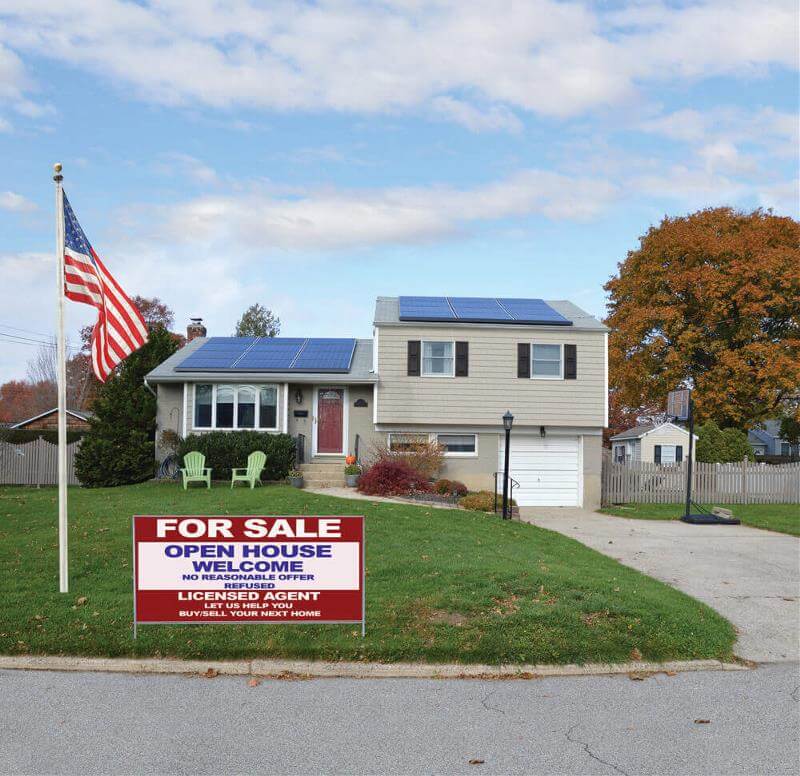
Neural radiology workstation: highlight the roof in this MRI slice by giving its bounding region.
[10,408,91,429]
[373,296,608,331]
[146,337,376,384]
[610,422,694,441]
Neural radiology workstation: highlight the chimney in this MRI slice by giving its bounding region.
[187,317,207,341]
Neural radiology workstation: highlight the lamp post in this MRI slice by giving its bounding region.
[502,411,514,520]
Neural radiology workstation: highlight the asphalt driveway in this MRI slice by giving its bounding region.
[520,508,800,663]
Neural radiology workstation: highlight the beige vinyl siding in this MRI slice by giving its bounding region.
[376,325,606,426]
[640,426,694,463]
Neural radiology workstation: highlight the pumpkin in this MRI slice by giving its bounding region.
[345,455,356,466]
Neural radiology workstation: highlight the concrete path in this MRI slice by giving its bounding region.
[521,508,800,663]
[2,665,798,775]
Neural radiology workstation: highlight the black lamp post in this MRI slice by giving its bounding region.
[502,411,514,520]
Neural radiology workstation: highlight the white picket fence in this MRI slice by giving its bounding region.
[0,438,82,486]
[602,454,800,505]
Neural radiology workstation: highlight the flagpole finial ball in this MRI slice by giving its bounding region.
[54,163,62,173]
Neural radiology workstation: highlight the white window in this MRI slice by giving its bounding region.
[193,384,279,431]
[388,433,429,452]
[437,433,477,456]
[422,341,454,377]
[613,444,626,463]
[531,343,563,379]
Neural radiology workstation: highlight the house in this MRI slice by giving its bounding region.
[10,408,91,431]
[145,296,608,508]
[609,422,695,465]
[748,420,799,458]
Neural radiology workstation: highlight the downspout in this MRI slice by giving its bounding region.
[143,377,157,397]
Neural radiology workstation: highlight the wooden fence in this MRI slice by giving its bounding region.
[0,438,82,486]
[602,453,800,505]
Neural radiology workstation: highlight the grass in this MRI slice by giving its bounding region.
[600,503,800,537]
[0,482,735,664]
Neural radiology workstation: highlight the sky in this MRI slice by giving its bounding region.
[0,0,797,384]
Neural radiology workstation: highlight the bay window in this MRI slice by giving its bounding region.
[193,384,279,430]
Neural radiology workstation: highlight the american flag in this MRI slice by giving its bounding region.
[62,192,148,382]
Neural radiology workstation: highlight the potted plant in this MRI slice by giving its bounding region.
[287,469,304,488]
[344,463,361,487]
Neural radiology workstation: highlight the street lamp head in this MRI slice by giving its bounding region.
[502,410,514,431]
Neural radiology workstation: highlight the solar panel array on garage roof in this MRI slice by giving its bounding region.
[398,296,572,325]
[175,337,357,372]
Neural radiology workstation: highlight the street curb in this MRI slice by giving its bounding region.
[0,655,748,679]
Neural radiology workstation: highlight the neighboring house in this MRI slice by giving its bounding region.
[10,408,91,431]
[748,420,800,458]
[609,422,695,465]
[145,296,608,508]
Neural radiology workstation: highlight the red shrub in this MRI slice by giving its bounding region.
[357,459,432,496]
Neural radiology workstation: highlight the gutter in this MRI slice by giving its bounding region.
[143,378,157,397]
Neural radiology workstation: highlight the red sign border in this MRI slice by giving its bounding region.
[131,515,365,637]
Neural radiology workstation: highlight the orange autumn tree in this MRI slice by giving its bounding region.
[605,207,800,429]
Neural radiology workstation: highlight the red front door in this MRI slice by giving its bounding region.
[317,388,344,454]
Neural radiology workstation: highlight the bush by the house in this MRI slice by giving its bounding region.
[433,478,468,497]
[365,437,444,479]
[176,431,296,481]
[356,458,431,496]
[696,420,754,463]
[75,325,180,488]
[459,490,516,513]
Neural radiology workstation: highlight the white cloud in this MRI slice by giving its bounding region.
[0,0,795,125]
[0,191,36,212]
[150,169,618,252]
[154,152,218,184]
[431,97,523,134]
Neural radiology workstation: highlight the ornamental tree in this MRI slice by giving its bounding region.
[605,208,800,428]
[234,304,281,337]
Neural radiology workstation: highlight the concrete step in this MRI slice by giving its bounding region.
[301,472,346,485]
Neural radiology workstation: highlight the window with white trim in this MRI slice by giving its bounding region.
[193,384,279,430]
[422,341,454,376]
[437,433,477,456]
[531,343,562,378]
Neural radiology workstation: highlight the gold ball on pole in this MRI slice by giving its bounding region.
[54,162,62,173]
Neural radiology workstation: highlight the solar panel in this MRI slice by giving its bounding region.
[498,298,571,325]
[397,296,572,325]
[177,337,255,370]
[449,297,512,322]
[235,338,306,370]
[398,296,455,321]
[292,338,356,372]
[175,337,357,372]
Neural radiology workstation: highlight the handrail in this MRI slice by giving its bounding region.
[493,471,519,514]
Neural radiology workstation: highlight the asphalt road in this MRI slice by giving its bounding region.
[1,665,798,775]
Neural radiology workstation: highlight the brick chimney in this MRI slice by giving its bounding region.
[187,317,207,341]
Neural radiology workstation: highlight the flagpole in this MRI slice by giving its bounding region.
[54,162,68,594]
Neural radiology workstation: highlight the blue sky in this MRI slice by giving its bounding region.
[0,0,797,383]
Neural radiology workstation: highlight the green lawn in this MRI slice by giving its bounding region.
[600,503,800,537]
[0,482,735,664]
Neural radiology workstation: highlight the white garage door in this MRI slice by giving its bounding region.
[498,435,581,507]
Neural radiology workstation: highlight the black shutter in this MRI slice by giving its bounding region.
[676,445,683,463]
[654,445,662,464]
[407,340,420,376]
[517,343,530,378]
[564,344,577,379]
[455,341,469,377]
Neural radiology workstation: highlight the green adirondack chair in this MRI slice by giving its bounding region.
[231,451,267,489]
[180,451,212,490]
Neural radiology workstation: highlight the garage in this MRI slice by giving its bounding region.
[497,434,581,507]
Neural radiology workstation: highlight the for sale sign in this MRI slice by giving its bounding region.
[132,515,364,634]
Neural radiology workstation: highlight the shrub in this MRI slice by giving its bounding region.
[357,459,431,496]
[696,421,753,463]
[459,490,516,513]
[176,431,296,481]
[433,478,468,497]
[364,437,444,479]
[0,428,86,445]
[344,464,361,475]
